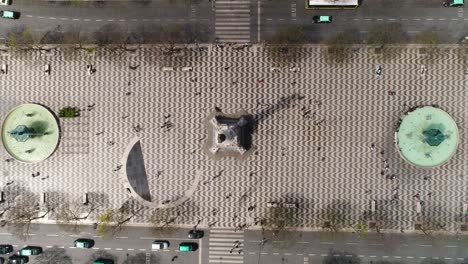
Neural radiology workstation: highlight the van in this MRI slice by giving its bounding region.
[151,240,169,250]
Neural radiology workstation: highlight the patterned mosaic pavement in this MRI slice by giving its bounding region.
[0,45,467,232]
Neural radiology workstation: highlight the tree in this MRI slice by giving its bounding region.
[352,220,368,237]
[58,107,80,118]
[150,208,180,237]
[260,206,297,241]
[367,23,408,60]
[87,250,117,264]
[367,23,408,47]
[40,25,65,44]
[35,247,72,264]
[56,201,95,233]
[0,188,54,240]
[266,26,308,65]
[420,260,447,264]
[97,199,144,238]
[324,30,358,64]
[122,253,160,264]
[6,25,35,51]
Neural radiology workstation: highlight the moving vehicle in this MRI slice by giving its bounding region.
[0,10,19,19]
[0,0,11,5]
[19,246,42,256]
[8,255,28,264]
[0,245,13,254]
[179,242,198,252]
[188,230,204,239]
[151,240,169,250]
[74,239,94,249]
[313,15,332,23]
[444,0,464,6]
[93,259,114,264]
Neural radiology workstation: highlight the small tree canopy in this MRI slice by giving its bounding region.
[35,247,72,264]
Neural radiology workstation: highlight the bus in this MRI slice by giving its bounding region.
[306,0,359,9]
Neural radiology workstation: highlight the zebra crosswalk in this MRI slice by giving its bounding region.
[209,228,244,263]
[215,0,251,43]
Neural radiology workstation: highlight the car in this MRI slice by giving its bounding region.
[178,242,198,252]
[188,230,204,239]
[0,0,11,5]
[0,245,13,254]
[93,259,114,264]
[0,257,4,264]
[151,240,169,250]
[18,246,42,256]
[0,10,19,19]
[444,0,464,6]
[74,238,94,249]
[8,255,28,264]
[312,15,332,24]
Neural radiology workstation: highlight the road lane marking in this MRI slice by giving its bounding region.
[418,244,432,247]
[116,248,123,251]
[0,233,12,235]
[93,248,100,250]
[345,243,357,245]
[139,249,146,251]
[407,256,414,259]
[49,17,56,20]
[446,245,458,248]
[395,256,401,259]
[84,19,90,21]
[26,15,32,18]
[320,242,334,245]
[297,241,309,244]
[47,234,59,237]
[117,236,128,239]
[104,248,111,250]
[128,248,134,251]
[92,236,102,238]
[72,18,80,21]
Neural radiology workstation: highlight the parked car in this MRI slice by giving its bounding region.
[444,0,464,6]
[93,259,113,264]
[178,242,198,252]
[74,239,94,249]
[8,255,28,264]
[0,257,4,264]
[313,15,332,24]
[18,246,42,256]
[0,10,19,19]
[188,230,204,239]
[151,240,169,250]
[0,0,11,5]
[0,245,13,254]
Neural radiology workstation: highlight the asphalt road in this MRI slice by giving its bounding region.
[0,0,467,43]
[0,224,467,264]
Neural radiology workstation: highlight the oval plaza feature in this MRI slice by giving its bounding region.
[396,106,459,168]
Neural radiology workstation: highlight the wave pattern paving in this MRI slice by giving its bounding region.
[0,46,467,232]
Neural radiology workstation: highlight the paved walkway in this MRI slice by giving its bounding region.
[0,45,467,233]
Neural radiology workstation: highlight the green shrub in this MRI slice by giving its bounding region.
[59,107,80,118]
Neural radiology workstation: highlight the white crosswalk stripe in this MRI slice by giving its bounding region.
[215,0,251,43]
[209,229,244,263]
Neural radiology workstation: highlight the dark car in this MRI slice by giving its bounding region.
[179,242,198,252]
[188,230,204,239]
[74,238,94,249]
[8,255,28,264]
[19,246,42,256]
[93,259,114,264]
[0,10,19,19]
[312,15,331,24]
[0,256,4,264]
[0,245,13,254]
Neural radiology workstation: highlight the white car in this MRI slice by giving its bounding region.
[151,240,169,250]
[0,0,11,5]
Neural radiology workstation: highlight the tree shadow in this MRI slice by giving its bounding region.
[253,94,305,132]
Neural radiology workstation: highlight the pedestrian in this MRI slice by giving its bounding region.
[291,80,296,85]
[107,141,115,146]
[224,66,230,71]
[256,79,263,84]
[171,256,178,261]
[41,176,49,180]
[400,228,404,233]
[370,143,375,150]
[248,205,255,211]
[126,91,131,96]
[238,249,243,254]
[96,131,104,136]
[428,192,432,198]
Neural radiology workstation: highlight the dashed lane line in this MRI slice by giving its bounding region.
[49,17,56,20]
